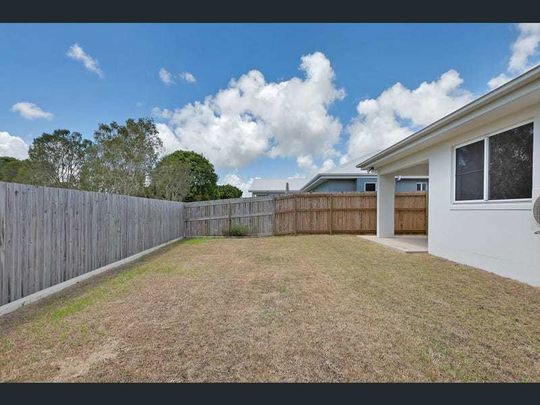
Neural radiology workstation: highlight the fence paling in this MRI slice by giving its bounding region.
[394,192,427,234]
[0,181,184,306]
[183,196,275,237]
[273,192,379,235]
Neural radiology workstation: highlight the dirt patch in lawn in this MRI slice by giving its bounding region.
[0,235,538,382]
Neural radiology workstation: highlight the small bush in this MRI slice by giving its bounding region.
[225,224,250,237]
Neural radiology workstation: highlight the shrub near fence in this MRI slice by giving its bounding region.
[0,181,184,306]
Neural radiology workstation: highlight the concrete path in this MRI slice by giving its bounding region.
[358,235,428,253]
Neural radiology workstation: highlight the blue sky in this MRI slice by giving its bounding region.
[1,23,539,193]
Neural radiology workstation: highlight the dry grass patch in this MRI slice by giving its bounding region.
[0,235,538,382]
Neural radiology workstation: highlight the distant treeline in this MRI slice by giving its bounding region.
[0,118,242,202]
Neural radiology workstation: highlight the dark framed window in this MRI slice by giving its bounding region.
[488,122,533,200]
[455,139,485,201]
[364,183,376,192]
[454,122,534,203]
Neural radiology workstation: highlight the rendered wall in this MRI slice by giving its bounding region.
[378,104,540,285]
[311,179,357,192]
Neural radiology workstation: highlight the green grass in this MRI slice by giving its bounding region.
[1,235,538,382]
[182,237,214,245]
[37,238,213,322]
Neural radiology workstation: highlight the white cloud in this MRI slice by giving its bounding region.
[153,52,344,170]
[11,102,53,120]
[509,23,540,73]
[487,73,512,90]
[159,68,175,85]
[179,72,196,83]
[296,155,335,176]
[155,122,183,156]
[218,173,254,197]
[66,43,103,78]
[488,23,540,89]
[0,131,29,159]
[345,69,473,160]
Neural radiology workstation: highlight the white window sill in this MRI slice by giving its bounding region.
[450,200,532,211]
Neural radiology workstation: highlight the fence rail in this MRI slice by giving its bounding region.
[0,181,184,306]
[183,196,274,237]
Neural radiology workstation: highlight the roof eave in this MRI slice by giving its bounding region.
[301,173,377,191]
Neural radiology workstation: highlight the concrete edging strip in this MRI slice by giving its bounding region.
[0,237,184,317]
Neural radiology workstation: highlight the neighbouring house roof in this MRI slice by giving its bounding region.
[301,156,376,192]
[248,178,306,193]
[358,64,540,170]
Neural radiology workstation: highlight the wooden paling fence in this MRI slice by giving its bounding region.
[183,196,275,237]
[274,192,378,235]
[0,183,426,309]
[0,181,184,306]
[394,192,428,235]
[185,191,427,237]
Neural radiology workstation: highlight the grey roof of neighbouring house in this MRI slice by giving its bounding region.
[301,156,376,192]
[248,178,306,193]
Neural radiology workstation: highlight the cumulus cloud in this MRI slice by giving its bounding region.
[159,68,175,85]
[0,131,29,159]
[179,72,196,83]
[66,43,104,78]
[11,102,53,120]
[487,73,512,90]
[345,69,473,160]
[155,123,182,156]
[297,155,335,175]
[218,173,254,197]
[153,52,344,169]
[488,23,540,89]
[159,70,196,85]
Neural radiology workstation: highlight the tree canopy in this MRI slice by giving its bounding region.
[148,157,191,202]
[0,157,34,184]
[2,119,243,204]
[28,129,92,188]
[157,150,218,202]
[81,118,162,196]
[216,184,243,199]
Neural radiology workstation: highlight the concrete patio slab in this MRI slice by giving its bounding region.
[358,235,428,253]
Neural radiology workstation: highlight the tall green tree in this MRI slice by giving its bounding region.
[157,151,218,201]
[216,184,242,199]
[28,129,92,188]
[0,157,34,184]
[148,158,191,202]
[81,118,162,196]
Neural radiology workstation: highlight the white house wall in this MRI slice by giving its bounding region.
[378,103,540,286]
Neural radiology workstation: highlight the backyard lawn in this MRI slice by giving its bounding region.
[0,235,538,382]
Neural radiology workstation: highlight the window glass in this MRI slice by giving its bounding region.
[488,123,533,200]
[416,183,427,191]
[365,183,376,192]
[455,140,484,201]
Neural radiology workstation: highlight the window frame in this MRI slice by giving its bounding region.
[416,182,427,192]
[364,182,377,192]
[452,120,534,205]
